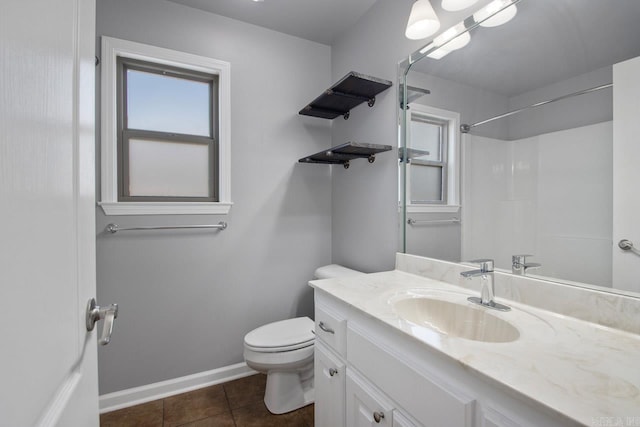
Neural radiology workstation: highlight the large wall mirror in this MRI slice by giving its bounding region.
[399,0,640,297]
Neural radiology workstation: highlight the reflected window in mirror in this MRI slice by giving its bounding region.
[403,104,460,211]
[409,116,447,203]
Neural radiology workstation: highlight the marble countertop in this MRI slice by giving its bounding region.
[310,270,640,426]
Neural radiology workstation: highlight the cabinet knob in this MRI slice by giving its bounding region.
[329,368,338,377]
[373,411,385,423]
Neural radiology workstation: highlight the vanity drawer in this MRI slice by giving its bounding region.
[347,325,476,427]
[315,304,347,357]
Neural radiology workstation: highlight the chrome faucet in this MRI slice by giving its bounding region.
[461,259,510,311]
[511,254,541,276]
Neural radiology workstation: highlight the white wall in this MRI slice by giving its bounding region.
[463,122,613,287]
[330,0,498,271]
[96,0,332,394]
[329,0,418,273]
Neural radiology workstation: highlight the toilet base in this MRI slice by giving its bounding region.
[263,364,314,414]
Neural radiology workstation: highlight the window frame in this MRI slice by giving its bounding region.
[100,36,232,215]
[117,57,219,202]
[404,104,460,213]
[407,115,449,205]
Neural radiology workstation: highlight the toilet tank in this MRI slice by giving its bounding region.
[313,264,363,280]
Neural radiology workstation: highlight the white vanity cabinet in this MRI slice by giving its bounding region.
[315,293,434,427]
[314,301,348,427]
[314,290,580,427]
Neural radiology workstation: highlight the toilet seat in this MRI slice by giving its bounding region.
[244,317,315,353]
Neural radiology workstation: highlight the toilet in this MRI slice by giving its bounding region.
[243,264,363,414]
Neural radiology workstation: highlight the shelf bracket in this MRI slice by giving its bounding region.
[327,89,376,108]
[301,105,346,117]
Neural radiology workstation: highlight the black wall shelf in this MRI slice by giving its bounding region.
[299,142,392,169]
[299,72,392,120]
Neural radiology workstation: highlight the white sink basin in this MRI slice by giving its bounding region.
[393,297,520,343]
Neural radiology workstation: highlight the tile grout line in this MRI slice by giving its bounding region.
[222,383,238,427]
[162,397,166,426]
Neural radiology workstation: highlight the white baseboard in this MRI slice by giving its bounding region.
[99,362,257,414]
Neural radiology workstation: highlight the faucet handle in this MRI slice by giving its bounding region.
[512,254,531,265]
[469,259,494,272]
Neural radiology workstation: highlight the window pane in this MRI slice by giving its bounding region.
[410,164,443,203]
[128,138,210,197]
[127,69,211,136]
[410,119,442,161]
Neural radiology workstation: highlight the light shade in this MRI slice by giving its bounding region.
[405,0,441,40]
[441,0,479,12]
[474,1,518,27]
[434,28,470,50]
[428,31,470,59]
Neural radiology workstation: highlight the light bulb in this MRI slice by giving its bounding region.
[434,28,470,50]
[405,0,441,40]
[427,47,451,59]
[427,32,470,59]
[474,1,517,28]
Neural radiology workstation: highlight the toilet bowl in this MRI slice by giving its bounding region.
[243,264,363,414]
[244,317,315,414]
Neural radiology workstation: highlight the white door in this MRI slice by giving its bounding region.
[0,0,100,426]
[613,55,640,292]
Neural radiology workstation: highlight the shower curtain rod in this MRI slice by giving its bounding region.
[460,83,613,133]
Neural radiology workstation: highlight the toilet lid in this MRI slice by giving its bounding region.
[244,317,315,351]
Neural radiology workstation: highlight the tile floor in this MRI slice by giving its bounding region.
[100,374,314,427]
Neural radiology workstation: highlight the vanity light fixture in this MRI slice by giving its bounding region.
[474,0,517,27]
[441,0,479,12]
[435,27,470,50]
[427,29,471,59]
[426,47,452,60]
[405,0,441,40]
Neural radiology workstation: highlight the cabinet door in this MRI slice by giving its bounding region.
[315,342,346,427]
[346,369,395,427]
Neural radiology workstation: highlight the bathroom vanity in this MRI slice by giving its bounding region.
[310,254,640,427]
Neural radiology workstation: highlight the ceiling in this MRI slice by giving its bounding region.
[412,0,640,96]
[164,0,640,96]
[166,0,379,45]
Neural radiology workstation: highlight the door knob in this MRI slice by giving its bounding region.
[86,298,119,345]
[619,239,634,251]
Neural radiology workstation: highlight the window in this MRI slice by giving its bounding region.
[100,37,231,215]
[118,58,218,202]
[408,115,448,203]
[403,104,460,211]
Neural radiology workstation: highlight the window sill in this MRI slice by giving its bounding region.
[98,201,233,216]
[405,205,460,214]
